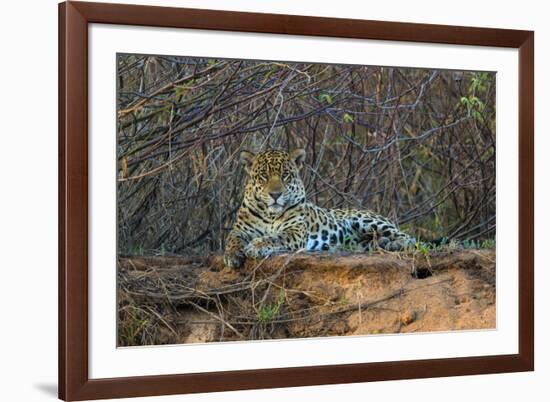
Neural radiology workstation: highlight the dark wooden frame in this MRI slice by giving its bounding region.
[59,1,534,400]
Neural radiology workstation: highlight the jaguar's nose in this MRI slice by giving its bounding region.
[269,191,282,201]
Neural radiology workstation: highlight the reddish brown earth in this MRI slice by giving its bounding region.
[118,249,495,345]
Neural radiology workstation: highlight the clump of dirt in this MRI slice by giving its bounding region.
[117,249,495,346]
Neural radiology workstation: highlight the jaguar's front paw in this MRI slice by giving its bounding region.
[223,251,245,268]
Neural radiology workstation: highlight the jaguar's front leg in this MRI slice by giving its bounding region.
[223,233,247,268]
[243,235,288,259]
[244,225,306,260]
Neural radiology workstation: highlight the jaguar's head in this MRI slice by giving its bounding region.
[240,148,306,216]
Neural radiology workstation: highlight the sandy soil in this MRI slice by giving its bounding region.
[118,249,495,345]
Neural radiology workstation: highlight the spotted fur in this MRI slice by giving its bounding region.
[223,149,415,268]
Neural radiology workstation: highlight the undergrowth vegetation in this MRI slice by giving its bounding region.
[116,55,496,256]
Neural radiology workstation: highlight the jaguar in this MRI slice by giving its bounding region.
[223,148,416,268]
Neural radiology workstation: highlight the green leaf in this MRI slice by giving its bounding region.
[318,93,333,104]
[343,113,354,123]
[480,147,495,162]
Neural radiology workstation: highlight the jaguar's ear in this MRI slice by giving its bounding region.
[290,148,306,169]
[239,150,255,174]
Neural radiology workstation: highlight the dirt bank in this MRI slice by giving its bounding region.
[118,249,495,345]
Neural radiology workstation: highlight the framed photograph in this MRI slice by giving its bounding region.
[59,1,534,400]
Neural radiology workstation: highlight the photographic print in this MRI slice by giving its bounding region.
[116,54,496,346]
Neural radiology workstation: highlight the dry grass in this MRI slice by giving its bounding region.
[118,248,496,346]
